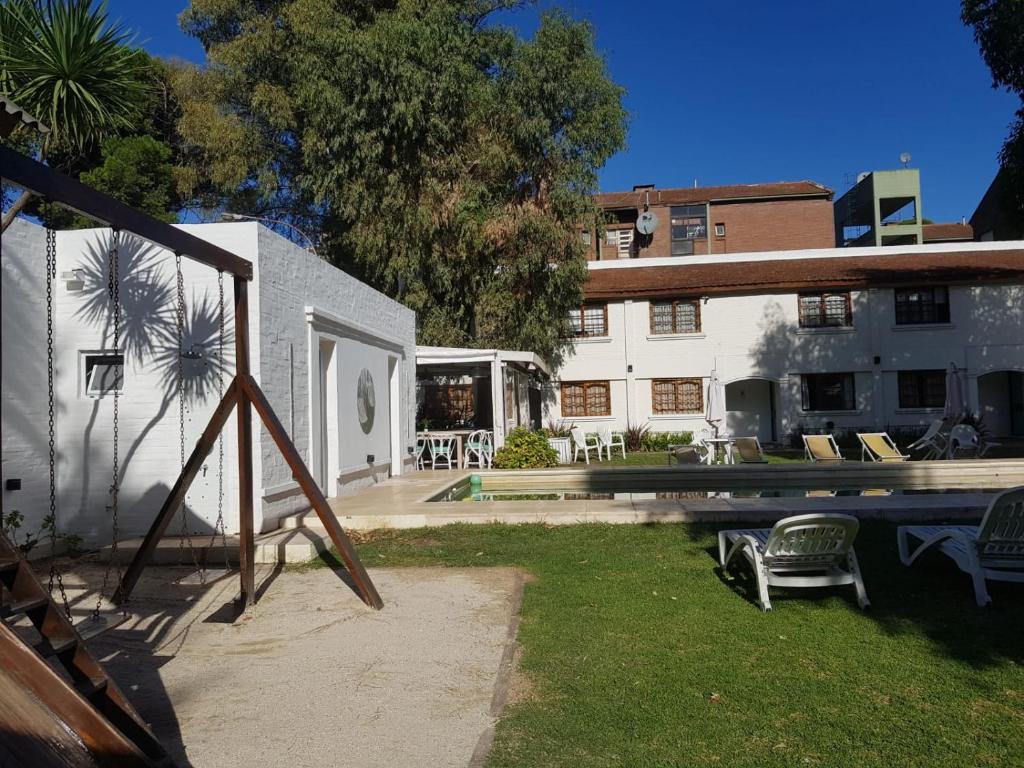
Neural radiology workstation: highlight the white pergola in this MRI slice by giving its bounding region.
[415,346,551,448]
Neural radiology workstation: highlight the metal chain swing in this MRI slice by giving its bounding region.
[44,225,73,620]
[206,270,231,571]
[174,252,203,582]
[93,228,129,620]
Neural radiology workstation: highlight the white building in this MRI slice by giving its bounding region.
[1,220,417,546]
[545,242,1024,442]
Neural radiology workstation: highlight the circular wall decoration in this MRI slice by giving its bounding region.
[356,368,376,434]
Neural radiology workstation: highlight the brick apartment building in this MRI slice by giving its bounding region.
[585,181,835,259]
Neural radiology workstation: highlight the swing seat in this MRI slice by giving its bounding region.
[75,613,130,642]
[174,567,234,587]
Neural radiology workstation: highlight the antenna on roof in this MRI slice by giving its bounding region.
[693,179,698,188]
[900,152,911,168]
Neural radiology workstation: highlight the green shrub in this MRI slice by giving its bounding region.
[623,422,650,452]
[542,419,575,438]
[493,427,560,469]
[641,431,692,452]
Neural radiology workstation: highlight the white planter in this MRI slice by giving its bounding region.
[548,437,572,464]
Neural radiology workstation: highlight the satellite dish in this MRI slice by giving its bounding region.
[636,210,659,236]
[900,152,911,167]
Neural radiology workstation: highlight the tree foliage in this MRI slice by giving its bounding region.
[963,0,1024,218]
[175,0,627,362]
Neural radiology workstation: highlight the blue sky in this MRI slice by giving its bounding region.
[108,0,1018,223]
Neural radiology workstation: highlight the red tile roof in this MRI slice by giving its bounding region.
[922,223,974,242]
[583,248,1024,300]
[595,181,833,210]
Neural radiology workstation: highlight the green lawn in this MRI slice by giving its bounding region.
[330,523,1024,768]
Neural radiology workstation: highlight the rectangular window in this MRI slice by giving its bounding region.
[894,286,950,325]
[800,373,856,411]
[714,223,725,237]
[670,205,707,255]
[84,352,124,396]
[798,292,853,328]
[649,298,701,335]
[560,381,610,417]
[898,370,946,409]
[651,378,704,414]
[566,304,608,338]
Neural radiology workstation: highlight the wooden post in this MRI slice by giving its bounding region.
[240,375,384,609]
[234,277,256,608]
[113,382,240,605]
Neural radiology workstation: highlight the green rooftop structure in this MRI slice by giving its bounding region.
[834,168,922,247]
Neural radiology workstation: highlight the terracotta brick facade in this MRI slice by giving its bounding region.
[587,182,836,260]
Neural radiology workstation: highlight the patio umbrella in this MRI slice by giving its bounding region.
[706,370,726,437]
[944,363,966,418]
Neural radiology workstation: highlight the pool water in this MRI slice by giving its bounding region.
[431,485,997,503]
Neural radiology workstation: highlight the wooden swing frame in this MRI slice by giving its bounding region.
[1,145,382,610]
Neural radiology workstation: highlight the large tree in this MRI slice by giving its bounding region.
[175,0,626,362]
[1,1,184,228]
[963,0,1024,220]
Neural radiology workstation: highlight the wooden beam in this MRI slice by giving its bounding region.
[234,278,256,608]
[0,145,252,279]
[239,375,384,610]
[112,381,240,604]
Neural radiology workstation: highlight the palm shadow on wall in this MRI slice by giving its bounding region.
[70,232,234,540]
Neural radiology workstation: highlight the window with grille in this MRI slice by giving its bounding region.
[894,286,950,324]
[800,373,855,411]
[566,304,608,338]
[798,292,852,328]
[898,370,946,408]
[649,299,701,334]
[83,352,124,397]
[560,381,610,417]
[670,205,706,256]
[652,378,703,414]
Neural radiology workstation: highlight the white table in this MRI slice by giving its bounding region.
[703,437,733,465]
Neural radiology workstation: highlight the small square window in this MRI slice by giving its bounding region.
[84,353,124,396]
[714,223,725,237]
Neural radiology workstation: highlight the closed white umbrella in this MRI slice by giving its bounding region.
[944,363,966,418]
[706,370,726,437]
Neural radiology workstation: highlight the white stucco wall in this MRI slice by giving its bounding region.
[547,266,1024,440]
[2,220,416,545]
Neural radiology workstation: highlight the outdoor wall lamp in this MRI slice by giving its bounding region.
[701,295,710,304]
[366,454,375,464]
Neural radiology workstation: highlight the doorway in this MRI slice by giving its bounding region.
[317,339,339,496]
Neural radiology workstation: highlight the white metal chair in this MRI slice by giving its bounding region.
[414,438,428,470]
[597,424,626,460]
[802,434,845,463]
[570,426,602,465]
[428,435,456,470]
[897,486,1024,606]
[718,513,869,611]
[464,430,493,469]
[857,432,910,462]
[948,424,980,459]
[695,427,716,465]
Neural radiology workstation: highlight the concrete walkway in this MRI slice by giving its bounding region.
[61,562,523,768]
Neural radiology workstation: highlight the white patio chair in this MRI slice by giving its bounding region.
[897,486,1024,606]
[414,438,428,470]
[906,417,957,460]
[979,436,1003,458]
[802,434,845,463]
[597,424,626,460]
[718,513,870,611]
[428,435,456,470]
[948,424,980,459]
[857,432,910,462]
[464,430,493,469]
[570,426,602,465]
[695,427,716,465]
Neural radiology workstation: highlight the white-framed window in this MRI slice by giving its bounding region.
[83,352,124,397]
[714,223,725,237]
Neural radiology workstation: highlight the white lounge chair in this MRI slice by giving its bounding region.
[857,432,910,462]
[570,426,602,465]
[718,513,870,611]
[597,424,626,460]
[906,416,958,460]
[897,486,1024,606]
[802,434,845,463]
